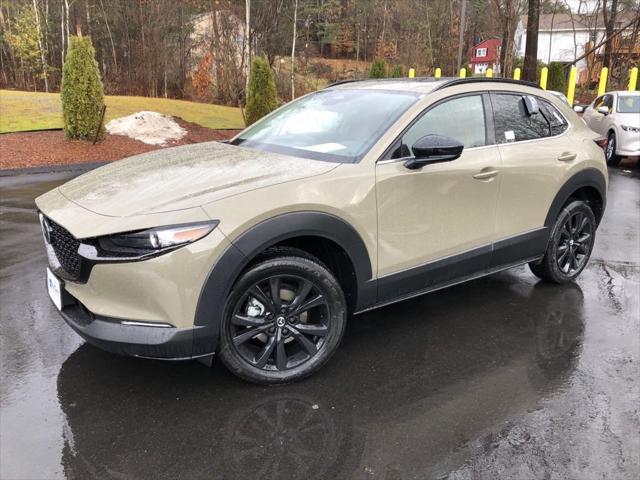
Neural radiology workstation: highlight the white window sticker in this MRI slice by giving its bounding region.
[504,130,515,142]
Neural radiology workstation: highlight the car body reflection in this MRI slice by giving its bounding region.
[57,271,584,480]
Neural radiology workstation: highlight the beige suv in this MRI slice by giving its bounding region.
[36,78,607,384]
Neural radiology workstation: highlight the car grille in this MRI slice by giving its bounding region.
[46,218,82,279]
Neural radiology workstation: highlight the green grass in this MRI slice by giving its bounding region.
[0,89,245,133]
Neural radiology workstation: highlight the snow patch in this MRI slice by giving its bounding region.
[106,111,186,145]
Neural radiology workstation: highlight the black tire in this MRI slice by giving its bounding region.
[218,248,347,384]
[605,131,622,166]
[529,200,596,284]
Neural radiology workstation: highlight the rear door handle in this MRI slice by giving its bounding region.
[473,169,500,180]
[557,152,577,162]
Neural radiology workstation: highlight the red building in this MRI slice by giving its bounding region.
[469,38,501,75]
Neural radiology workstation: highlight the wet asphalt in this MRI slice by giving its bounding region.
[1,166,639,480]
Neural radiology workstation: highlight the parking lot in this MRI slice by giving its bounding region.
[1,166,638,480]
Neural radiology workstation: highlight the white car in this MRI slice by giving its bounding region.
[580,90,640,165]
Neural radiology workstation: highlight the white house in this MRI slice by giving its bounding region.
[514,10,635,75]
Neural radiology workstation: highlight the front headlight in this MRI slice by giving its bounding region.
[621,124,640,133]
[79,220,219,261]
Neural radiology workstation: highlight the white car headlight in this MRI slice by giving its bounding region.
[621,124,640,133]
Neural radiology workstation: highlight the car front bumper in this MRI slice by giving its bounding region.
[58,298,205,359]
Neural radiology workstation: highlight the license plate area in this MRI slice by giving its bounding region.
[47,268,63,310]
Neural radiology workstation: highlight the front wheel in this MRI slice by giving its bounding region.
[606,131,622,166]
[218,251,347,384]
[529,200,596,284]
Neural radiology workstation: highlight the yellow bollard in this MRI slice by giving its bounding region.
[486,68,493,78]
[460,67,466,78]
[567,66,577,106]
[435,68,442,78]
[540,67,548,90]
[513,68,521,80]
[629,67,638,91]
[597,67,608,96]
[408,67,415,79]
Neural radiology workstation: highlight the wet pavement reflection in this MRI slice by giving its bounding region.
[1,167,639,480]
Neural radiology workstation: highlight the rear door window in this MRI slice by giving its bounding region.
[492,93,550,143]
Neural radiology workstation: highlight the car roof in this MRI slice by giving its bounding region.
[327,77,542,95]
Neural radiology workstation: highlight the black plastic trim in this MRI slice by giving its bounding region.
[58,301,200,359]
[544,168,607,227]
[192,211,376,355]
[490,228,550,268]
[371,227,550,312]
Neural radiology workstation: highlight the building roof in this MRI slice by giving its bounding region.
[520,12,637,31]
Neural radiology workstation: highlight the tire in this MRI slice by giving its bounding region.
[218,248,347,384]
[529,200,596,284]
[605,131,622,166]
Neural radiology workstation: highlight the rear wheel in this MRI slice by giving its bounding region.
[529,200,596,284]
[606,131,622,166]
[218,250,347,384]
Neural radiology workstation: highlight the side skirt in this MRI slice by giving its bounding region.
[357,228,549,315]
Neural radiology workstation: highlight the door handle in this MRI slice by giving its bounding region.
[557,152,577,162]
[473,169,500,180]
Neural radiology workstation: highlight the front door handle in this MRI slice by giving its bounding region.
[473,169,500,180]
[557,152,577,162]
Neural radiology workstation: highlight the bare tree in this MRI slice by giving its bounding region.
[291,0,298,100]
[523,0,541,81]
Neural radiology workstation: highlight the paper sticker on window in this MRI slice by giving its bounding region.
[504,130,515,142]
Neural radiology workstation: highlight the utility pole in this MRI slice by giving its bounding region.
[457,0,467,74]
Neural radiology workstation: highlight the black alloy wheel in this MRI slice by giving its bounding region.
[219,249,346,384]
[530,200,596,284]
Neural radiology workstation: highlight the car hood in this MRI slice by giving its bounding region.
[57,141,338,217]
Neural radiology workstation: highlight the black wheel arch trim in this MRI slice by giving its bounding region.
[191,211,375,355]
[544,168,607,227]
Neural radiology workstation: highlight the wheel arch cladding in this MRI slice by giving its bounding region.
[191,211,375,355]
[545,168,606,227]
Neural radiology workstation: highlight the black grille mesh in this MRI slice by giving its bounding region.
[48,219,82,279]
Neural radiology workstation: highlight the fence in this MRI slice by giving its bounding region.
[405,66,639,105]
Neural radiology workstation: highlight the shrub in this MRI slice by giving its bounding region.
[245,56,277,126]
[547,61,566,93]
[61,36,105,140]
[368,59,387,79]
[391,64,405,78]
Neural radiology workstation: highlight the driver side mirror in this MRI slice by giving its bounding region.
[404,134,464,170]
[597,106,610,115]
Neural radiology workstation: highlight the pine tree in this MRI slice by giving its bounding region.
[245,56,277,126]
[61,36,105,140]
[369,59,387,79]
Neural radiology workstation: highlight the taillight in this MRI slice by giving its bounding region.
[593,137,608,150]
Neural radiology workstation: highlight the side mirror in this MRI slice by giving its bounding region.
[597,106,609,115]
[573,105,584,113]
[404,134,464,170]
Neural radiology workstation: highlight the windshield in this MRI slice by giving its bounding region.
[617,95,640,113]
[233,89,419,163]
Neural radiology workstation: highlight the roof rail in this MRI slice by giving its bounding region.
[435,77,542,90]
[326,77,450,88]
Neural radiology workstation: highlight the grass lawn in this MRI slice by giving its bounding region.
[0,89,245,133]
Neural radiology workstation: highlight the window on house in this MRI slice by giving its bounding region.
[476,47,488,57]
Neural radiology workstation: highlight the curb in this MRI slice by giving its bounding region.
[0,161,107,177]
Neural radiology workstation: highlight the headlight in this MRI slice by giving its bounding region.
[621,124,640,133]
[79,220,219,261]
